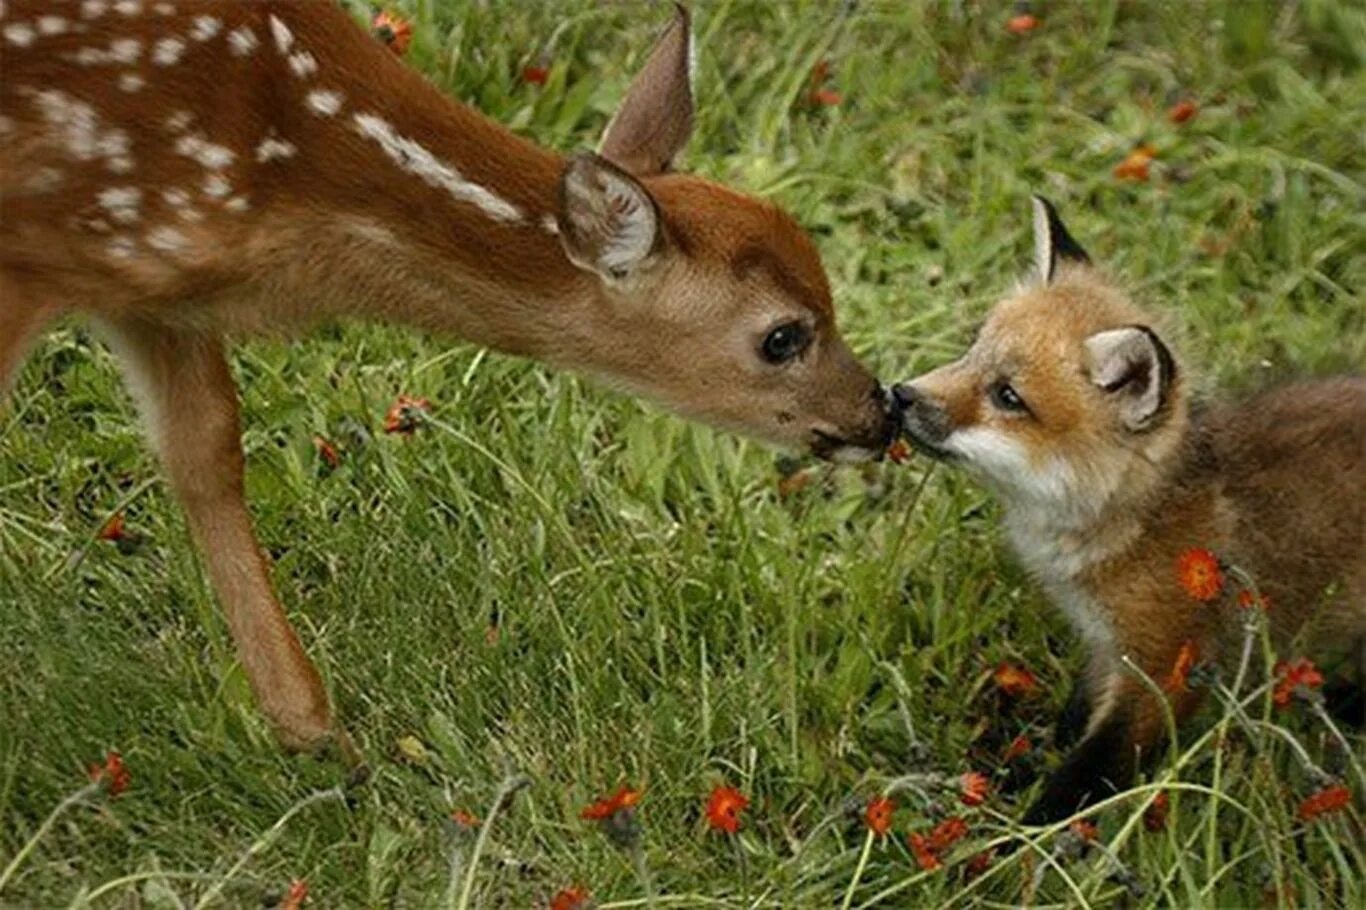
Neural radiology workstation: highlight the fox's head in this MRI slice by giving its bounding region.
[893,198,1189,525]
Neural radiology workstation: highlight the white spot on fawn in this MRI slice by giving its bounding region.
[24,167,65,193]
[255,134,297,163]
[202,173,231,199]
[154,2,175,14]
[113,0,141,16]
[164,110,193,132]
[146,225,188,253]
[98,186,142,224]
[0,115,12,136]
[351,112,523,223]
[268,14,292,53]
[81,0,108,19]
[3,21,34,46]
[227,25,257,56]
[540,214,559,235]
[223,196,249,213]
[175,134,234,170]
[288,50,317,78]
[107,234,137,259]
[189,15,220,41]
[152,36,186,66]
[118,73,145,92]
[110,37,141,63]
[162,188,190,207]
[305,89,343,117]
[36,15,68,36]
[28,89,132,171]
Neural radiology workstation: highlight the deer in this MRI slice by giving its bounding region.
[0,2,894,769]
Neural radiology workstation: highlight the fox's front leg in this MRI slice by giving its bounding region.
[101,318,362,770]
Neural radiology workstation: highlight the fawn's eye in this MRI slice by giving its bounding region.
[989,380,1029,414]
[760,322,810,364]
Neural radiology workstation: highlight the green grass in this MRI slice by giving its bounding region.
[3,1,1364,906]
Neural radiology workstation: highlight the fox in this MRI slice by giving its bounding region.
[892,198,1365,825]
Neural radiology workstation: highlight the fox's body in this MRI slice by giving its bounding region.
[0,2,891,764]
[896,200,1365,823]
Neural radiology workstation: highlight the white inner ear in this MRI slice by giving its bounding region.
[1031,196,1052,283]
[1084,328,1163,430]
[561,163,658,277]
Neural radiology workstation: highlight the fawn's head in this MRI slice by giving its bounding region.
[893,198,1189,524]
[553,7,892,460]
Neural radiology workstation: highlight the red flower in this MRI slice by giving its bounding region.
[1168,100,1198,124]
[1069,819,1099,843]
[864,796,894,837]
[704,784,749,834]
[1176,547,1223,600]
[1006,14,1040,34]
[886,437,912,465]
[809,88,842,106]
[963,848,994,882]
[1114,144,1158,183]
[993,663,1039,697]
[929,816,969,852]
[1237,589,1271,611]
[371,11,412,56]
[312,435,340,469]
[383,394,431,435]
[1163,640,1200,693]
[87,750,130,797]
[97,512,126,542]
[1272,658,1324,708]
[549,885,591,910]
[280,879,309,910]
[522,65,549,86]
[581,785,642,821]
[959,771,990,807]
[449,808,480,830]
[907,832,942,871]
[1143,792,1170,832]
[807,59,841,107]
[1297,784,1351,822]
[1003,734,1032,763]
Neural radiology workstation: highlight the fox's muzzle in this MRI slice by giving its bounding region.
[891,383,954,459]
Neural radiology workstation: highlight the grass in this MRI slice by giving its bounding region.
[2,0,1363,906]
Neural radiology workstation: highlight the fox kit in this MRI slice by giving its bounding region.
[893,198,1365,825]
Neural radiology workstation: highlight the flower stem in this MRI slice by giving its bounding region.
[0,781,102,895]
[1309,700,1366,792]
[630,841,657,909]
[839,830,874,910]
[455,773,529,910]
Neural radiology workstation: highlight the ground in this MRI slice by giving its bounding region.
[2,1,1363,907]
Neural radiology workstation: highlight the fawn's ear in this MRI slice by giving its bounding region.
[1084,325,1176,432]
[557,153,664,282]
[1032,196,1091,283]
[598,4,695,176]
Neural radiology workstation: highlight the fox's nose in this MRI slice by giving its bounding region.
[891,383,922,412]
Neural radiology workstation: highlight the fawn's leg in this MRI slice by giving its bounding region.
[0,276,59,397]
[101,317,359,765]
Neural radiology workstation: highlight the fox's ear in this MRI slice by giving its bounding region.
[557,153,664,282]
[1084,326,1176,432]
[1032,196,1091,284]
[598,4,694,176]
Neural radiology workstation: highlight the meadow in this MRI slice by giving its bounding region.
[2,0,1363,906]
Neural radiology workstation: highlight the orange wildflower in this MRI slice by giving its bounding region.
[522,65,549,86]
[810,88,842,106]
[1272,658,1324,708]
[993,662,1040,697]
[1114,144,1158,182]
[963,848,994,882]
[1006,14,1040,34]
[777,468,815,498]
[960,771,990,807]
[581,785,642,821]
[87,750,130,797]
[371,11,412,56]
[312,435,340,469]
[383,394,431,435]
[1069,819,1099,842]
[1297,784,1351,822]
[907,832,942,871]
[280,880,309,910]
[97,512,126,542]
[703,784,749,834]
[1003,734,1032,762]
[864,796,894,837]
[1143,792,1170,832]
[929,816,969,852]
[1168,100,1198,124]
[1163,640,1200,693]
[449,808,480,829]
[885,437,913,464]
[1176,547,1223,601]
[549,885,591,910]
[1237,589,1271,611]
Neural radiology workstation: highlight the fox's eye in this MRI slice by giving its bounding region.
[760,322,810,364]
[990,380,1029,413]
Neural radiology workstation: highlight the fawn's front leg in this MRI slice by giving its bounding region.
[101,318,361,768]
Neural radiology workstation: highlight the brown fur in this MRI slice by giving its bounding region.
[1,1,890,761]
[898,230,1364,823]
